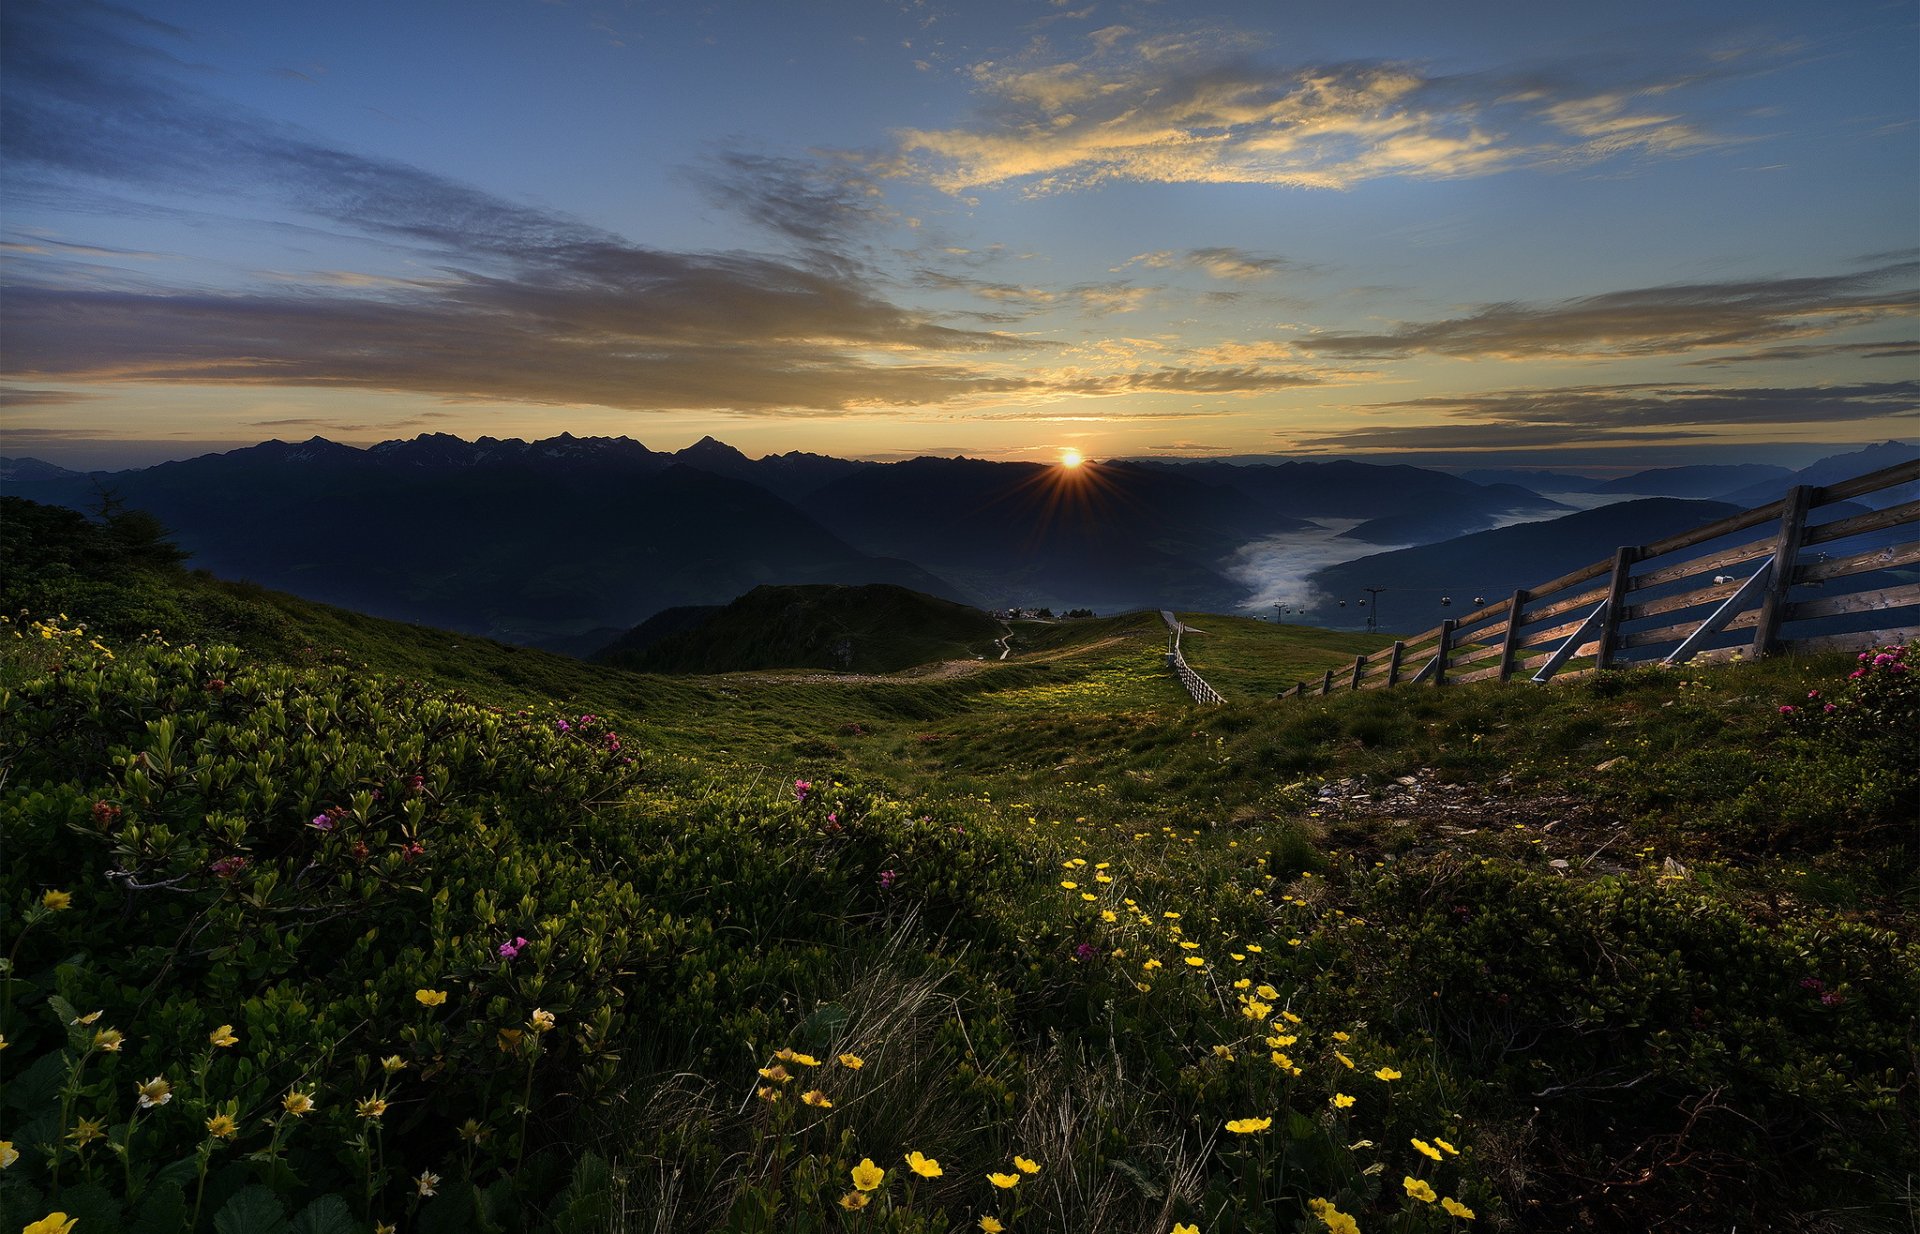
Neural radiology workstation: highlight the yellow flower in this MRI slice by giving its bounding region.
[838,1191,871,1210]
[498,1028,524,1052]
[755,1085,780,1102]
[837,1053,865,1070]
[1212,1045,1235,1061]
[1270,1051,1293,1070]
[773,1048,819,1066]
[1256,984,1279,1000]
[1224,1117,1272,1134]
[1173,1224,1200,1234]
[979,1218,1005,1233]
[381,1055,408,1074]
[73,1010,102,1026]
[1334,1051,1355,1069]
[415,988,448,1006]
[357,1096,388,1120]
[801,1089,832,1108]
[209,1024,239,1048]
[1332,1031,1351,1042]
[1060,880,1078,890]
[1404,1176,1438,1203]
[376,1225,397,1234]
[1412,1138,1441,1161]
[988,1171,1019,1188]
[1441,1196,1476,1219]
[529,1008,557,1033]
[1267,1034,1298,1048]
[66,1119,105,1147]
[206,1113,239,1139]
[136,1076,173,1108]
[1373,1066,1402,1082]
[92,1028,124,1052]
[905,1150,943,1178]
[41,890,72,912]
[1142,959,1162,971]
[1013,1155,1040,1174]
[1307,1197,1361,1234]
[23,1215,77,1234]
[1330,1093,1355,1109]
[757,1064,792,1083]
[281,1089,315,1117]
[1280,1011,1303,1024]
[1433,1137,1459,1156]
[850,1158,885,1191]
[0,1032,8,1050]
[0,1141,17,1168]
[1184,956,1206,968]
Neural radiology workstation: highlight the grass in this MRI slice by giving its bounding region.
[3,501,1915,1234]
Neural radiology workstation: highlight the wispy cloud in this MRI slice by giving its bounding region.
[1296,264,1919,359]
[0,1,1037,416]
[1285,378,1917,451]
[690,149,894,251]
[887,25,1761,194]
[1114,247,1305,281]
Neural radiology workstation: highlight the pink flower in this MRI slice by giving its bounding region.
[210,856,249,878]
[794,780,812,802]
[1778,705,1795,715]
[309,813,336,831]
[878,870,898,890]
[498,935,529,960]
[555,719,571,732]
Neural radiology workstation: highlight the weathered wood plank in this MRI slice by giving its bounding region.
[1449,641,1505,667]
[1497,588,1529,682]
[1794,540,1920,583]
[1784,582,1920,623]
[1801,498,1920,548]
[1638,499,1785,558]
[1816,457,1920,503]
[1597,545,1640,670]
[1453,663,1507,685]
[1385,640,1406,687]
[1516,611,1598,650]
[1619,606,1760,650]
[1753,487,1814,657]
[1620,576,1742,623]
[1514,583,1610,630]
[1629,541,1771,591]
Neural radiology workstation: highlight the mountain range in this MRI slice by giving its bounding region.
[3,435,1911,645]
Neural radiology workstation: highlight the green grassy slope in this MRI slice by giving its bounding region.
[3,499,1915,1234]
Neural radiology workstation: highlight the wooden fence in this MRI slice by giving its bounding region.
[1161,610,1227,704]
[1280,457,1920,699]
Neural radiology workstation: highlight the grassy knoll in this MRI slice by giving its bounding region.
[2,501,1915,1234]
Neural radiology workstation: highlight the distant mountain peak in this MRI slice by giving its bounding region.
[678,435,752,463]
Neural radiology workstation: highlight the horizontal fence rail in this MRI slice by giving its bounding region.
[1282,458,1920,699]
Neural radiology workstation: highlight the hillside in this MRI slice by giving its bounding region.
[593,583,1006,674]
[1,502,1915,1234]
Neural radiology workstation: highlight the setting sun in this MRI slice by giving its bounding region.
[1060,448,1084,468]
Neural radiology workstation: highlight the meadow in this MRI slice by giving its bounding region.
[1,500,1914,1234]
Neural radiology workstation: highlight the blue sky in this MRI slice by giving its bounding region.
[2,0,1915,470]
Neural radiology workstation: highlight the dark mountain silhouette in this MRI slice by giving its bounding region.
[1457,468,1606,493]
[668,436,875,502]
[800,456,1309,613]
[1307,499,1746,630]
[1715,442,1918,510]
[4,436,962,643]
[593,583,1003,674]
[1135,458,1568,545]
[1592,463,1791,498]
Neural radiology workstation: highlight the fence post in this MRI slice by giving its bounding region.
[1751,485,1814,659]
[1385,640,1405,687]
[1594,546,1641,671]
[1433,619,1456,686]
[1319,669,1334,696]
[1496,590,1528,682]
[1348,654,1366,691]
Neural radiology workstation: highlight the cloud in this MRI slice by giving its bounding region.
[1114,247,1303,281]
[1284,378,1917,451]
[0,384,101,407]
[690,149,893,250]
[1681,339,1920,366]
[887,24,1760,194]
[1296,263,1920,359]
[0,1,1037,416]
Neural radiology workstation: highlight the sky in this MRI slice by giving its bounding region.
[2,0,1916,472]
